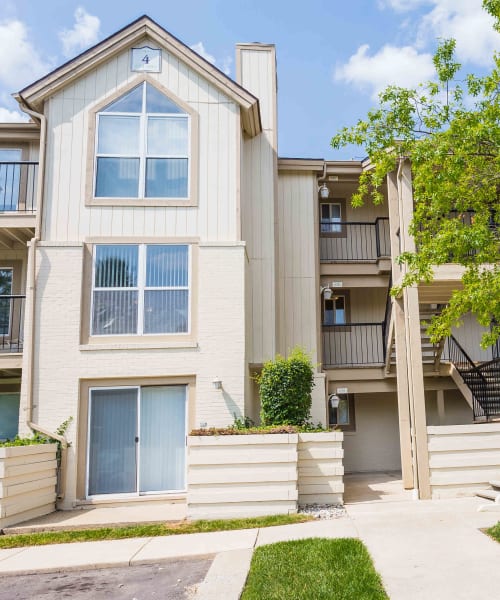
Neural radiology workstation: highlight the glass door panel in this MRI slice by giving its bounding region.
[88,388,138,495]
[139,385,186,492]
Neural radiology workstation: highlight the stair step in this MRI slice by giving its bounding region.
[476,490,500,502]
[489,480,500,490]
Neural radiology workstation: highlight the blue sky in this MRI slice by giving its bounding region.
[0,1,498,159]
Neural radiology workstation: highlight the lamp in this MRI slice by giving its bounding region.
[329,394,340,409]
[212,377,222,390]
[323,287,333,300]
[319,182,330,199]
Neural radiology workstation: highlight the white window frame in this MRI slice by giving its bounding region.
[86,385,188,499]
[90,244,191,336]
[0,267,13,337]
[320,202,342,233]
[323,294,347,326]
[93,82,191,199]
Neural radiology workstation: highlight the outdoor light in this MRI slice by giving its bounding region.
[212,377,223,390]
[329,394,340,409]
[319,182,330,199]
[323,287,333,300]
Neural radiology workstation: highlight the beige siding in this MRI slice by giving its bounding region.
[427,423,500,498]
[451,312,494,363]
[43,39,239,242]
[343,393,402,472]
[425,389,472,426]
[187,434,298,518]
[238,46,277,364]
[350,288,386,322]
[277,172,318,362]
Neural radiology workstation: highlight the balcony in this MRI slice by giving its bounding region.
[0,295,25,354]
[0,162,37,240]
[320,218,390,263]
[322,323,385,368]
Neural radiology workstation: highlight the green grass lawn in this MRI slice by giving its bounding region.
[241,538,388,600]
[0,513,311,549]
[486,522,500,543]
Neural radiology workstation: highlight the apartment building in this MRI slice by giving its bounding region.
[0,16,498,508]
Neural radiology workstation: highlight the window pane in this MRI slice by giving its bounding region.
[92,290,138,334]
[0,269,13,295]
[95,246,138,288]
[146,245,188,287]
[145,158,188,198]
[335,296,346,324]
[146,83,184,114]
[321,204,330,220]
[337,398,350,425]
[0,393,20,441]
[98,116,140,155]
[331,204,341,219]
[96,157,139,197]
[88,388,138,495]
[144,290,188,333]
[324,299,334,326]
[140,386,186,492]
[147,117,188,155]
[102,85,143,113]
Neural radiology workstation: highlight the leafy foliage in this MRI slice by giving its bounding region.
[331,1,500,348]
[257,347,315,426]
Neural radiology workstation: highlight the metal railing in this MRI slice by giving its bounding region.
[0,162,38,212]
[0,295,25,353]
[320,217,390,262]
[322,323,385,367]
[445,335,500,420]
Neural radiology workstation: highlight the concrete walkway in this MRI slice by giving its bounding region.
[0,497,499,599]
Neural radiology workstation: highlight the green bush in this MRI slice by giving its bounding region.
[257,347,315,426]
[0,435,50,448]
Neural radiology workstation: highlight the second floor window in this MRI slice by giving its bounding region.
[91,244,190,335]
[94,82,189,199]
[323,294,346,326]
[320,202,342,233]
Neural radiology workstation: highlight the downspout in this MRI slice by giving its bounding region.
[18,98,68,500]
[396,156,419,495]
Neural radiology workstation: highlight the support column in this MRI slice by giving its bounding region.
[387,171,413,488]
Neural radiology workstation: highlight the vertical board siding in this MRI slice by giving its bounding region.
[43,40,239,242]
[451,312,494,363]
[277,172,318,362]
[240,47,277,364]
[427,423,500,498]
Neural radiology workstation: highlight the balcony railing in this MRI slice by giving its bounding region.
[0,162,38,213]
[322,323,385,367]
[320,217,390,262]
[0,295,25,353]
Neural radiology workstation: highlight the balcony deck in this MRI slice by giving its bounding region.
[0,161,37,244]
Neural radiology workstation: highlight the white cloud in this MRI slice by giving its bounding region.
[59,7,100,58]
[0,107,29,122]
[0,19,52,90]
[190,42,233,76]
[417,0,500,65]
[378,0,429,11]
[335,44,434,98]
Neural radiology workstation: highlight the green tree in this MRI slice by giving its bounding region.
[331,1,500,349]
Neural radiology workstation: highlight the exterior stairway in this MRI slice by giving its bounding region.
[477,480,500,511]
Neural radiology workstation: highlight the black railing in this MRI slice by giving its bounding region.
[322,323,385,367]
[445,335,500,420]
[0,295,25,352]
[0,162,38,212]
[320,218,390,262]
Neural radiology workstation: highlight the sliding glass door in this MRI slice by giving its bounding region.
[87,385,186,497]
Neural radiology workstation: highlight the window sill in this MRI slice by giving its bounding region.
[80,340,199,351]
[86,197,198,208]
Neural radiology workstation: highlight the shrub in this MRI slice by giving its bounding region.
[257,347,315,426]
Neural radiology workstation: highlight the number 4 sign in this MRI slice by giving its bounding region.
[131,47,162,72]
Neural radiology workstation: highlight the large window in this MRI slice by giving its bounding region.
[91,244,190,335]
[320,202,342,233]
[323,293,348,326]
[94,82,189,199]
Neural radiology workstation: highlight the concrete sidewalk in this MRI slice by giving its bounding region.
[0,498,499,599]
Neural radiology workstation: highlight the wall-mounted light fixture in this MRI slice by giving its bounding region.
[320,286,333,300]
[212,377,223,390]
[329,394,340,409]
[319,182,330,199]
